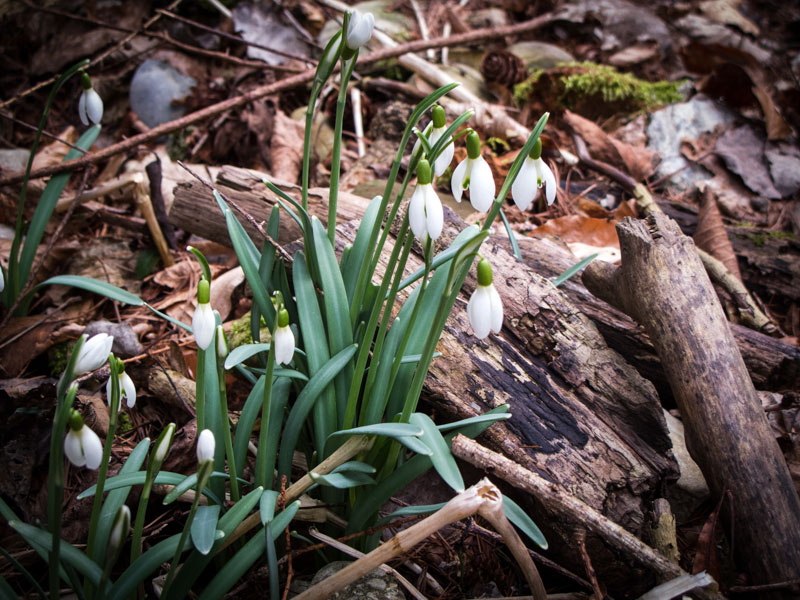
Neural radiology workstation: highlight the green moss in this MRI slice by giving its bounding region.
[228,311,270,350]
[513,70,544,105]
[748,233,766,247]
[117,411,133,434]
[514,62,685,117]
[49,341,72,377]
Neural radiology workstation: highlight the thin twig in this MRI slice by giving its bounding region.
[157,9,315,65]
[0,111,86,153]
[1,0,184,112]
[0,11,553,186]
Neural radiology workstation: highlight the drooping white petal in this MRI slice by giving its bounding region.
[64,429,85,467]
[488,284,503,333]
[78,92,89,126]
[450,159,467,203]
[467,286,492,340]
[74,333,114,374]
[423,185,443,240]
[192,303,215,350]
[468,156,495,212]
[80,426,103,470]
[84,88,103,125]
[511,157,538,212]
[273,325,295,366]
[0,267,4,293]
[536,158,557,205]
[121,372,136,408]
[197,429,215,463]
[346,10,374,49]
[408,185,428,240]
[434,138,454,177]
[108,505,131,552]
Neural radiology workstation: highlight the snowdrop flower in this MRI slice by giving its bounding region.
[197,429,215,464]
[64,410,103,470]
[73,333,113,375]
[345,10,374,51]
[413,105,454,176]
[192,279,215,350]
[0,267,4,293]
[108,505,130,554]
[78,72,103,126]
[467,258,503,340]
[512,139,557,211]
[408,159,443,243]
[154,423,176,464]
[215,325,228,361]
[451,130,495,213]
[273,308,295,366]
[106,365,136,410]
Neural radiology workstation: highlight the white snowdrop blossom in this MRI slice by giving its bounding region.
[108,505,131,553]
[451,130,495,213]
[192,279,215,350]
[106,370,137,410]
[467,258,503,340]
[511,139,557,211]
[408,159,443,243]
[273,309,295,366]
[78,72,103,126]
[345,10,374,50]
[73,333,113,375]
[64,411,103,470]
[197,429,215,464]
[154,423,176,463]
[413,105,453,176]
[215,325,228,361]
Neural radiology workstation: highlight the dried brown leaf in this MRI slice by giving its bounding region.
[693,186,742,281]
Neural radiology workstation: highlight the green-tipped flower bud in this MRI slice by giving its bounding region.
[153,423,176,464]
[68,408,84,431]
[416,159,432,185]
[477,257,493,286]
[80,71,92,90]
[197,279,210,304]
[528,138,542,160]
[466,130,481,160]
[432,105,446,129]
[215,325,228,360]
[108,505,131,554]
[315,31,343,86]
[277,308,290,328]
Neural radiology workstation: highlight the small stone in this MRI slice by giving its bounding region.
[309,561,404,600]
[130,59,196,128]
[83,320,143,359]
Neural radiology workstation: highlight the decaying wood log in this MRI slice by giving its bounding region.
[169,165,372,245]
[583,212,800,596]
[513,235,800,395]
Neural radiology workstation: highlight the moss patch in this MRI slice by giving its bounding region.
[515,62,685,120]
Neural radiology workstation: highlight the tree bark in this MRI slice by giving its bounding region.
[583,212,800,596]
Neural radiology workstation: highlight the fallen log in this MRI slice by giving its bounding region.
[583,212,800,596]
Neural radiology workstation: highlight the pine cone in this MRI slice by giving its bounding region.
[481,50,527,87]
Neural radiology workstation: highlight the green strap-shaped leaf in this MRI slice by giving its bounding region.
[7,521,103,588]
[552,253,598,287]
[234,376,290,481]
[39,275,144,305]
[502,494,547,549]
[91,437,150,563]
[436,411,511,433]
[309,471,375,488]
[410,413,464,493]
[191,505,221,555]
[197,501,300,600]
[109,534,181,598]
[225,343,272,370]
[78,472,221,505]
[342,195,382,302]
[17,126,101,294]
[277,344,358,479]
[328,423,423,440]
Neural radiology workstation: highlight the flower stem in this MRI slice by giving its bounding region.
[217,360,239,502]
[328,54,358,246]
[256,344,277,489]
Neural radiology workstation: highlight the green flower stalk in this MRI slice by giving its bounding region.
[131,423,175,564]
[215,325,239,502]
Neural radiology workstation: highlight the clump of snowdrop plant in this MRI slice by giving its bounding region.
[18,10,556,598]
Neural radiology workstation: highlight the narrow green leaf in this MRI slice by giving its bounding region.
[191,505,221,555]
[8,521,103,587]
[278,344,357,479]
[330,461,376,474]
[260,490,279,525]
[499,207,522,260]
[436,411,511,433]
[39,275,143,305]
[342,195,382,302]
[309,471,375,488]
[328,423,423,440]
[410,413,464,492]
[78,471,221,505]
[502,495,547,549]
[552,253,598,287]
[225,343,271,370]
[110,534,181,598]
[18,126,100,289]
[375,502,447,526]
[234,376,290,481]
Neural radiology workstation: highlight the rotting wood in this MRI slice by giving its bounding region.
[582,212,800,597]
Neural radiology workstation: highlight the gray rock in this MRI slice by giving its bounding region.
[765,142,800,198]
[508,41,575,71]
[233,1,309,65]
[646,95,735,190]
[83,320,143,359]
[309,561,404,600]
[0,149,30,174]
[129,59,196,128]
